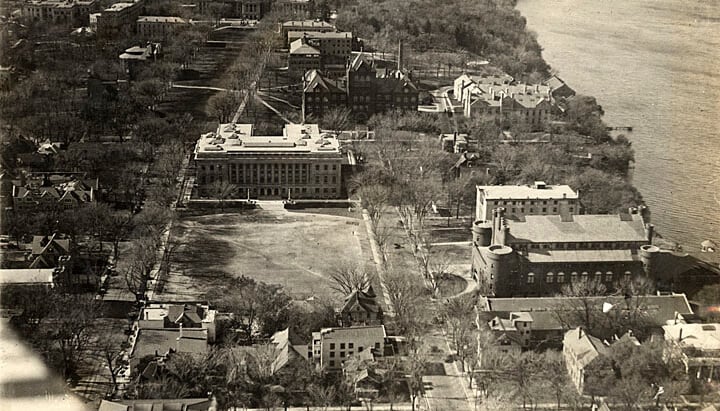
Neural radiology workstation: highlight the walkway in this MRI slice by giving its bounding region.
[361,209,395,317]
[172,84,228,92]
[254,94,295,124]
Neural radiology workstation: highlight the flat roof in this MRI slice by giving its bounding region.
[664,323,720,351]
[137,15,187,23]
[478,184,578,200]
[104,2,137,11]
[282,20,334,28]
[483,294,693,326]
[194,123,341,157]
[287,30,352,39]
[507,213,647,244]
[525,249,638,263]
[0,269,54,285]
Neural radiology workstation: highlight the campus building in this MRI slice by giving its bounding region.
[279,19,336,46]
[136,16,189,41]
[96,0,144,37]
[470,201,657,297]
[288,31,353,76]
[274,0,313,16]
[475,182,580,221]
[303,54,419,122]
[197,0,270,19]
[193,123,343,199]
[21,0,96,26]
[664,320,720,382]
[454,73,552,128]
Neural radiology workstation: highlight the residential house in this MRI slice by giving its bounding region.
[663,322,720,382]
[29,234,71,269]
[340,286,383,326]
[311,325,386,371]
[439,132,468,153]
[268,328,311,374]
[129,303,218,374]
[477,293,694,350]
[563,327,640,394]
[12,173,97,213]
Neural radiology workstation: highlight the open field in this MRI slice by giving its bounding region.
[157,205,373,303]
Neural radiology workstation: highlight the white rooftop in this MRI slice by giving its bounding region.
[664,323,720,352]
[195,123,340,156]
[478,183,579,200]
[137,15,187,23]
[0,269,54,285]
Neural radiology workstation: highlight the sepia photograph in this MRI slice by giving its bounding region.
[0,0,718,410]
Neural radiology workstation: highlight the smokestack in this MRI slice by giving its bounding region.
[646,223,654,243]
[397,38,403,71]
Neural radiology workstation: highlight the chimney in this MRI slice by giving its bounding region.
[397,38,403,71]
[679,327,683,341]
[646,223,654,243]
[578,327,583,339]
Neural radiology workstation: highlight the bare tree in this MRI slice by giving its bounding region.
[329,263,372,295]
[383,268,426,336]
[208,91,243,123]
[97,328,128,395]
[209,179,239,211]
[317,107,352,135]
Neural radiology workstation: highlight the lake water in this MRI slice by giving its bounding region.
[517,0,720,252]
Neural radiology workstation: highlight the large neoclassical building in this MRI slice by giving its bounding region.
[194,123,343,199]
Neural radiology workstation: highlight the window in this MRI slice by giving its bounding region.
[340,343,345,349]
[571,272,578,282]
[315,165,320,171]
[581,272,589,282]
[375,343,381,349]
[330,343,335,349]
[624,271,632,282]
[340,352,345,358]
[329,360,335,367]
[527,272,535,284]
[358,347,364,352]
[542,207,547,212]
[557,272,565,283]
[349,343,354,349]
[330,351,335,358]
[546,272,554,283]
[605,271,613,282]
[595,271,603,281]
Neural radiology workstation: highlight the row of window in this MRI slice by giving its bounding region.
[489,199,575,206]
[526,270,633,284]
[201,163,337,172]
[518,241,642,251]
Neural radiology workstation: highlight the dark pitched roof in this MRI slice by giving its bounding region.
[349,54,374,72]
[342,289,381,315]
[304,70,344,93]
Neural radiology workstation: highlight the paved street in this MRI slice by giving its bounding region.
[422,332,474,411]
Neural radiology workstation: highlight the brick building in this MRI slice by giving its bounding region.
[193,123,343,199]
[303,54,419,122]
[470,204,656,297]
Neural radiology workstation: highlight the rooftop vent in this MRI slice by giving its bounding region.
[534,181,547,189]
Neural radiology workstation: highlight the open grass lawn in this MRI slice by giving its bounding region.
[158,207,371,303]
